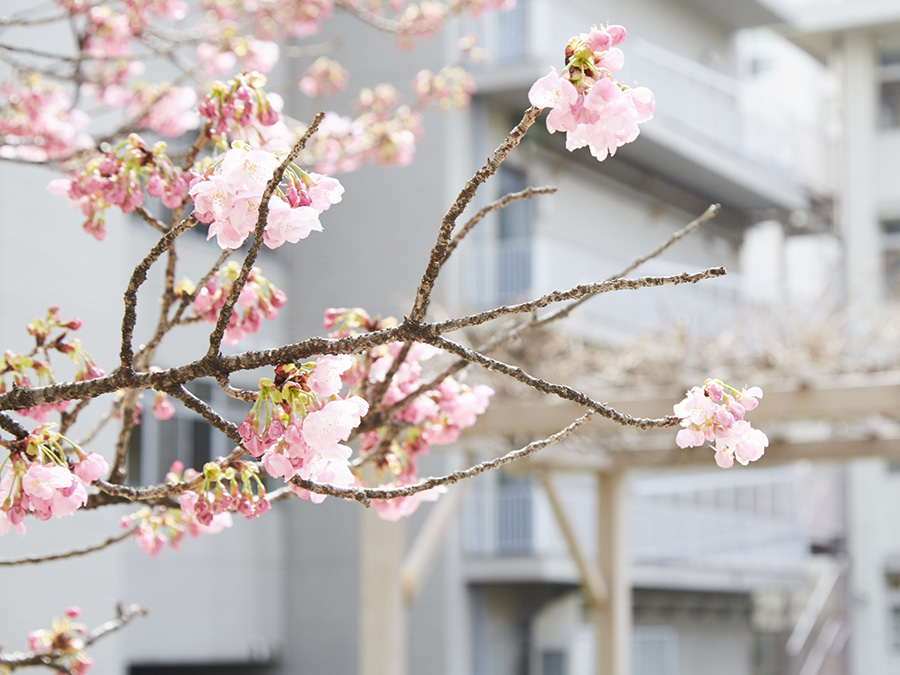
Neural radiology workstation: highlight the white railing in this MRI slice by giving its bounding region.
[472,0,829,191]
[463,467,810,575]
[462,236,744,340]
[626,38,829,189]
[630,466,810,571]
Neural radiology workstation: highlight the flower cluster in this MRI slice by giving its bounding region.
[528,24,655,161]
[299,58,350,98]
[195,36,280,77]
[1,307,103,422]
[674,379,768,469]
[0,75,92,162]
[25,606,93,675]
[0,426,109,535]
[238,359,369,503]
[201,0,335,41]
[120,503,232,557]
[176,460,270,523]
[411,66,476,110]
[180,262,287,344]
[301,86,423,172]
[188,143,343,249]
[198,72,280,145]
[48,134,189,240]
[325,308,493,519]
[393,0,515,48]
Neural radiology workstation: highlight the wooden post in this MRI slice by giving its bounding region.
[539,470,608,607]
[360,509,406,675]
[596,471,630,675]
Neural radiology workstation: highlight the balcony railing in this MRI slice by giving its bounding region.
[625,38,829,191]
[470,0,830,192]
[463,466,811,575]
[462,236,744,340]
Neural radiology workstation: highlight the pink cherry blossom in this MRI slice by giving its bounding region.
[73,452,109,483]
[308,355,354,398]
[527,24,653,162]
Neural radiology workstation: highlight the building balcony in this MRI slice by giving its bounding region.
[467,0,830,213]
[461,466,812,591]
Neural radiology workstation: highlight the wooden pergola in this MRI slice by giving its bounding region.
[360,371,900,675]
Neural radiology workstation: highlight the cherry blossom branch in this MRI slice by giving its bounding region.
[431,267,726,334]
[169,247,234,332]
[0,325,410,412]
[367,341,412,411]
[84,604,147,646]
[527,203,724,333]
[334,0,403,33]
[119,215,197,370]
[408,106,542,324]
[0,604,146,671]
[368,203,725,423]
[0,412,28,440]
[442,185,557,264]
[422,333,679,430]
[164,385,243,444]
[214,374,257,402]
[283,411,595,505]
[108,390,139,484]
[58,398,91,435]
[206,112,326,358]
[0,524,138,567]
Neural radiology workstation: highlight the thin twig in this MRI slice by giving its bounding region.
[442,186,557,264]
[0,604,147,669]
[75,398,120,447]
[281,412,595,505]
[119,215,196,370]
[430,268,726,334]
[408,106,542,324]
[422,334,679,430]
[58,398,91,435]
[366,341,412,411]
[0,524,138,567]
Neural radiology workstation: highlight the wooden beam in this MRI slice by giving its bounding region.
[525,432,900,471]
[538,471,608,607]
[401,483,468,607]
[472,371,900,437]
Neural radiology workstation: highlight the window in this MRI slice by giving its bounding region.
[496,473,533,556]
[879,54,900,129]
[540,650,566,675]
[883,220,900,298]
[496,166,533,304]
[136,380,248,483]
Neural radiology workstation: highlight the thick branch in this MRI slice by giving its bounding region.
[0,326,410,411]
[0,412,28,439]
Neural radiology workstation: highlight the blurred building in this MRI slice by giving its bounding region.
[2,0,882,675]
